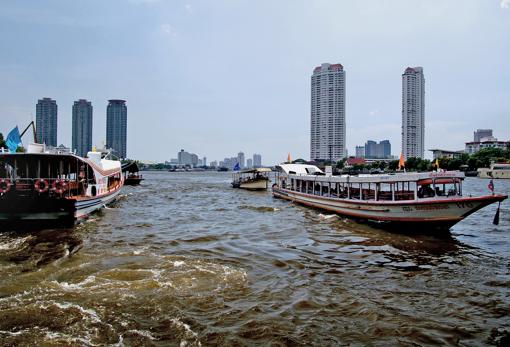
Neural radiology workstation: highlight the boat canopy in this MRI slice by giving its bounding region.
[276,164,324,175]
[122,161,140,173]
[240,167,272,174]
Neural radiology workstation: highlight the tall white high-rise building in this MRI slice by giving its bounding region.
[310,63,346,162]
[401,67,425,159]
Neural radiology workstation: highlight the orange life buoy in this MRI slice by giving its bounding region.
[52,179,68,194]
[0,179,11,194]
[34,179,49,193]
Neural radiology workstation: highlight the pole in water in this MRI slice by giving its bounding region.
[493,202,500,225]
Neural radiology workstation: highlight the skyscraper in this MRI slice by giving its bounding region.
[237,151,245,169]
[365,140,391,159]
[402,67,425,159]
[473,129,493,142]
[106,99,127,158]
[310,63,346,162]
[72,99,93,157]
[36,98,57,146]
[253,154,262,168]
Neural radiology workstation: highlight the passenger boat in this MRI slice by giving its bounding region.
[122,161,143,185]
[478,163,510,179]
[0,143,124,227]
[232,168,271,190]
[272,164,507,230]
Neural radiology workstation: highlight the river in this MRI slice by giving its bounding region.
[0,172,509,346]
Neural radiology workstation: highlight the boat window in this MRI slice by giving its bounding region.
[417,183,435,198]
[377,183,393,201]
[361,183,375,200]
[337,182,348,198]
[350,183,361,200]
[394,181,415,201]
[433,179,460,197]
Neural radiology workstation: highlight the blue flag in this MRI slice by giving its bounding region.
[5,126,21,153]
[233,162,240,171]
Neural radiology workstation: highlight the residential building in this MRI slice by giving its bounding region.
[36,98,58,147]
[178,149,192,166]
[465,136,509,154]
[210,161,218,168]
[310,63,346,161]
[246,158,253,168]
[364,140,391,159]
[429,149,465,160]
[191,153,199,167]
[474,129,493,142]
[253,153,262,168]
[355,146,365,158]
[72,99,93,157]
[106,99,127,158]
[202,157,207,167]
[237,151,245,169]
[401,67,425,159]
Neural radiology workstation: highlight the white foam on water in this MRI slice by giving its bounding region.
[50,301,102,324]
[54,275,97,291]
[0,329,30,336]
[173,260,185,267]
[0,236,31,250]
[128,329,156,340]
[319,213,337,220]
[170,318,201,347]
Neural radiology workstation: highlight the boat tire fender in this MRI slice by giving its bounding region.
[52,179,68,194]
[34,179,49,193]
[91,186,97,197]
[0,179,11,194]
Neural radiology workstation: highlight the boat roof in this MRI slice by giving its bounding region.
[276,164,324,175]
[240,167,272,173]
[278,164,464,183]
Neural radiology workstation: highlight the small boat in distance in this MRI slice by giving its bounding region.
[232,168,271,190]
[0,143,124,227]
[122,161,144,185]
[272,164,507,231]
[478,163,510,179]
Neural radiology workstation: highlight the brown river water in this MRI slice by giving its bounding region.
[0,172,509,346]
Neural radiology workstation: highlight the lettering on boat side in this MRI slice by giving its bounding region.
[402,205,450,212]
[455,202,474,209]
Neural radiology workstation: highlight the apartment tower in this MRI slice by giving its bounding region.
[36,98,58,147]
[72,99,93,157]
[106,99,127,158]
[310,63,346,162]
[401,67,425,159]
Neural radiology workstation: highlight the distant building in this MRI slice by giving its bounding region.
[346,157,366,166]
[191,153,198,167]
[473,129,493,143]
[237,152,245,169]
[355,146,365,158]
[429,149,465,160]
[210,161,218,167]
[253,153,262,168]
[106,99,127,158]
[178,149,192,166]
[311,63,346,161]
[364,140,391,159]
[202,157,207,167]
[36,98,58,146]
[246,158,253,168]
[402,67,425,159]
[465,136,509,154]
[72,99,93,157]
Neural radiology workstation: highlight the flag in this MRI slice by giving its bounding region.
[5,126,22,153]
[398,153,405,171]
[435,158,440,170]
[233,162,240,171]
[287,153,291,163]
[488,179,494,193]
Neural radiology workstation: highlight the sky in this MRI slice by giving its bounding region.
[0,0,509,164]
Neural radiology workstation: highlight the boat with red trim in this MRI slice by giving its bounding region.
[272,164,507,231]
[0,143,123,227]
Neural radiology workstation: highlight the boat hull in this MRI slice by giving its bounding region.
[273,187,506,230]
[232,179,268,190]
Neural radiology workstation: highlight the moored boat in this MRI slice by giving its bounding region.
[0,145,124,227]
[122,161,144,185]
[272,164,507,231]
[478,163,510,179]
[232,168,271,190]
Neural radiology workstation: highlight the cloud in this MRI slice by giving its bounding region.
[501,0,510,8]
[161,24,177,37]
[185,4,193,14]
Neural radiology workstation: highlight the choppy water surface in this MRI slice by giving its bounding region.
[1,172,509,346]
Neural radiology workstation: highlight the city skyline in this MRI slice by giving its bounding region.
[1,1,509,164]
[72,99,93,157]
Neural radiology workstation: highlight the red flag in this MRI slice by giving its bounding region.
[488,179,494,192]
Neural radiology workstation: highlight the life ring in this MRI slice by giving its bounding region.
[0,179,11,194]
[52,179,68,194]
[34,179,49,193]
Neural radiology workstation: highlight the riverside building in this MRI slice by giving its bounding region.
[401,67,425,159]
[72,99,93,157]
[310,63,346,162]
[36,98,58,147]
[106,99,127,159]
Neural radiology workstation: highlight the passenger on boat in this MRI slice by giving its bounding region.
[418,184,435,198]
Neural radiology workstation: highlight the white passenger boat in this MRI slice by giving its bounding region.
[0,144,124,227]
[232,168,271,190]
[478,163,510,179]
[272,164,507,231]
